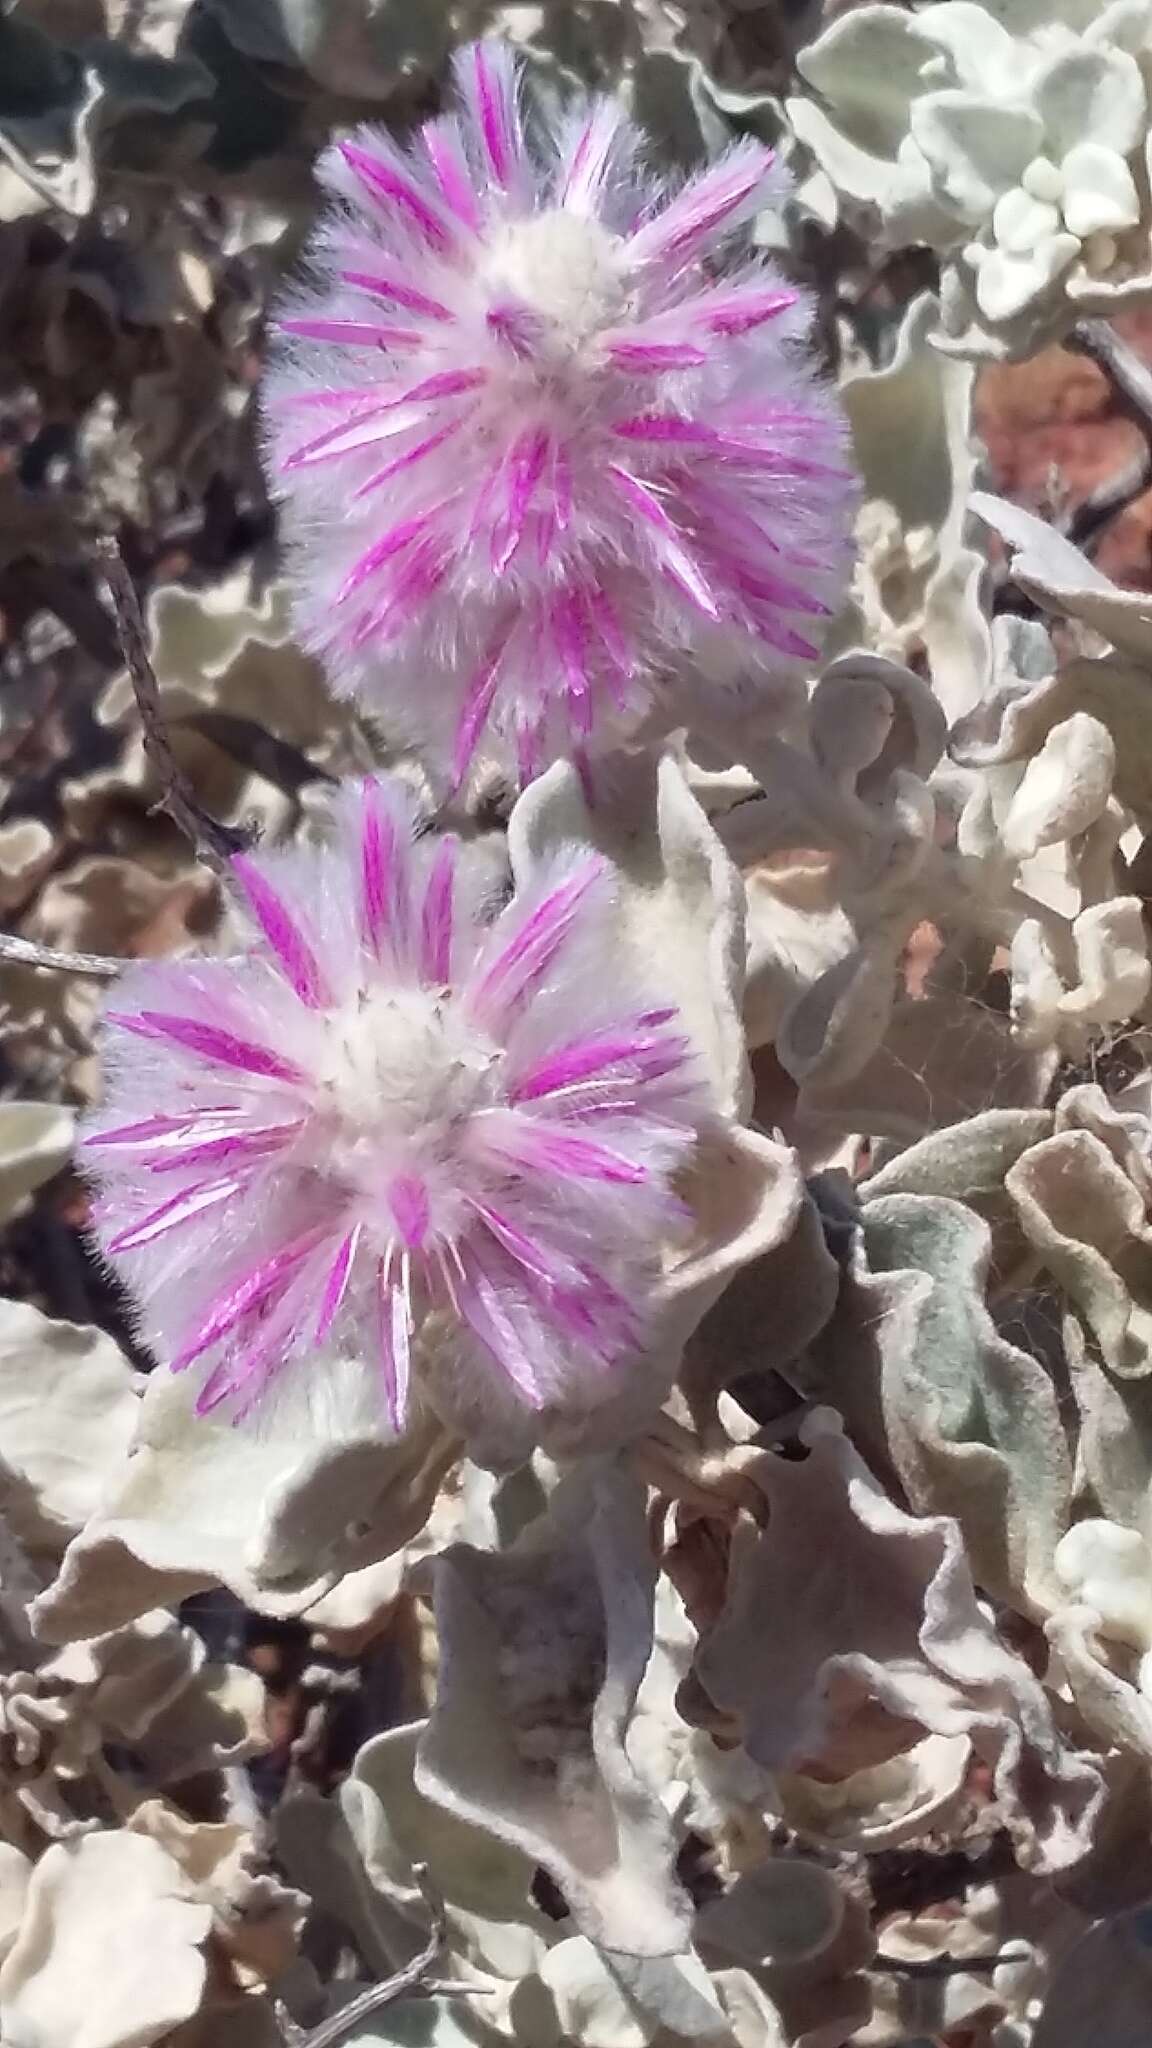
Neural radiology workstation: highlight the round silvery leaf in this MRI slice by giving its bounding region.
[973,231,1080,319]
[861,1110,1053,1204]
[978,0,1093,25]
[809,670,895,783]
[0,1832,210,2048]
[910,92,1042,218]
[774,1735,972,1850]
[1064,898,1152,1027]
[1060,142,1141,237]
[790,99,960,241]
[0,1301,140,1547]
[916,2,1018,96]
[708,1968,789,2048]
[1054,1519,1152,1650]
[1006,1123,1152,1375]
[341,1719,547,1963]
[1085,0,1152,48]
[534,1937,667,2048]
[1033,44,1146,159]
[796,8,948,155]
[32,1367,457,1641]
[696,1859,847,1969]
[842,286,973,520]
[784,96,898,207]
[1000,713,1116,858]
[993,185,1061,252]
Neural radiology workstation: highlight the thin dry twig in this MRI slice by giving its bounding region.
[1067,445,1152,555]
[276,1864,453,2048]
[0,933,122,980]
[95,536,253,872]
[991,319,1152,592]
[1059,321,1152,555]
[1068,318,1152,444]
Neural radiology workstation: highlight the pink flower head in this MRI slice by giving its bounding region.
[265,40,856,786]
[82,779,703,1434]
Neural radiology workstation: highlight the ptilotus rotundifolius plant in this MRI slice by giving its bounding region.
[264,40,856,786]
[82,778,704,1429]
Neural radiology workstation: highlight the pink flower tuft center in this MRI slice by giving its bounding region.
[481,212,632,359]
[315,983,499,1233]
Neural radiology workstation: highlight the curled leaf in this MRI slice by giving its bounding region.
[694,1411,1100,1872]
[417,1464,690,1958]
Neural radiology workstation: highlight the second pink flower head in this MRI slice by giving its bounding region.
[83,779,704,1438]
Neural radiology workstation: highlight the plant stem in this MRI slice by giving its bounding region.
[95,536,253,872]
[1065,320,1152,552]
[276,1865,453,2048]
[0,933,121,979]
